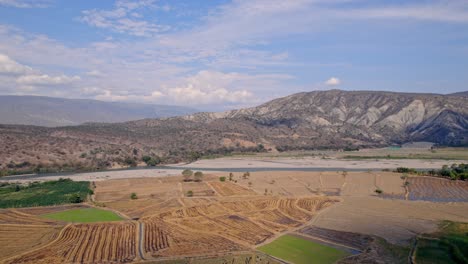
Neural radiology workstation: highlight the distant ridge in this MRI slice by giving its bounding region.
[448,91,468,97]
[0,95,198,127]
[0,89,466,172]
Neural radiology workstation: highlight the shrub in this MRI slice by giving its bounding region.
[219,176,226,182]
[395,167,417,174]
[69,193,84,203]
[375,189,383,194]
[194,171,204,182]
[130,192,138,200]
[187,190,193,197]
[182,169,193,181]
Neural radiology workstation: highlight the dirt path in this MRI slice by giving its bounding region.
[137,222,146,261]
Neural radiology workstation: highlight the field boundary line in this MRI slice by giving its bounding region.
[0,223,71,263]
[290,232,362,252]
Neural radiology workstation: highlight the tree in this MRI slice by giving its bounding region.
[130,192,138,200]
[194,171,204,182]
[219,176,226,182]
[243,172,250,179]
[375,189,383,194]
[142,156,161,166]
[186,190,193,197]
[229,172,234,181]
[14,185,20,192]
[182,169,193,182]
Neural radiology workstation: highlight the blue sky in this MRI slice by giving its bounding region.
[0,0,467,110]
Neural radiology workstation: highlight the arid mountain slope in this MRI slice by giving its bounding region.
[0,90,466,172]
[0,95,197,127]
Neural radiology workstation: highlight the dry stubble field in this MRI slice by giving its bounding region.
[1,170,467,263]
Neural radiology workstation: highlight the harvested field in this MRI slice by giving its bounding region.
[408,177,468,202]
[143,218,245,257]
[181,182,215,197]
[6,222,137,264]
[311,196,468,244]
[141,196,338,257]
[0,224,62,261]
[207,181,256,196]
[0,209,59,225]
[94,178,180,202]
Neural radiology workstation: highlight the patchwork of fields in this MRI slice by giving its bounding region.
[0,170,467,263]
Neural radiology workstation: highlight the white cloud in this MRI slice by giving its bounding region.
[86,70,104,77]
[79,0,170,37]
[0,0,51,8]
[339,1,468,23]
[17,74,80,85]
[325,77,341,86]
[0,53,32,75]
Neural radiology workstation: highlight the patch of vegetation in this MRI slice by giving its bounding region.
[0,178,90,208]
[394,164,468,181]
[182,169,193,182]
[130,192,138,200]
[142,155,161,166]
[375,188,383,194]
[258,235,350,264]
[41,208,123,223]
[194,171,204,182]
[219,176,226,182]
[415,221,468,264]
[374,237,411,264]
[428,164,468,181]
[186,190,193,197]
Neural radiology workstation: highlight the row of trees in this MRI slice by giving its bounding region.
[395,164,467,181]
[181,169,204,182]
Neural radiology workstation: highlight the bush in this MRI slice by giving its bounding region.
[142,156,161,166]
[124,157,137,167]
[69,193,84,203]
[395,167,417,174]
[375,189,383,194]
[182,169,193,182]
[194,171,204,182]
[219,176,226,182]
[130,193,138,200]
[186,190,193,197]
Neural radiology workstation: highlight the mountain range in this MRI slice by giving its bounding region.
[0,95,197,127]
[0,90,466,172]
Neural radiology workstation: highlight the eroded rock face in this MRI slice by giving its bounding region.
[181,90,467,147]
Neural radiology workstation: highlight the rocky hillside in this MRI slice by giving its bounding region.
[0,90,466,173]
[0,95,197,127]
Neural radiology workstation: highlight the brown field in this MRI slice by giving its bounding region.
[0,224,62,261]
[1,169,467,263]
[0,209,60,225]
[408,176,468,202]
[207,181,257,196]
[6,222,137,264]
[140,196,338,258]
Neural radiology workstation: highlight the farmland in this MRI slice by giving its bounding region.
[0,168,467,263]
[258,234,351,264]
[0,179,90,208]
[41,207,123,223]
[414,221,468,264]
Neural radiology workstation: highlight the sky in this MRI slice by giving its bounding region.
[0,0,467,111]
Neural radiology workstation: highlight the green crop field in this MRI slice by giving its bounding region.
[258,235,350,264]
[415,221,468,264]
[41,207,123,222]
[0,179,90,208]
